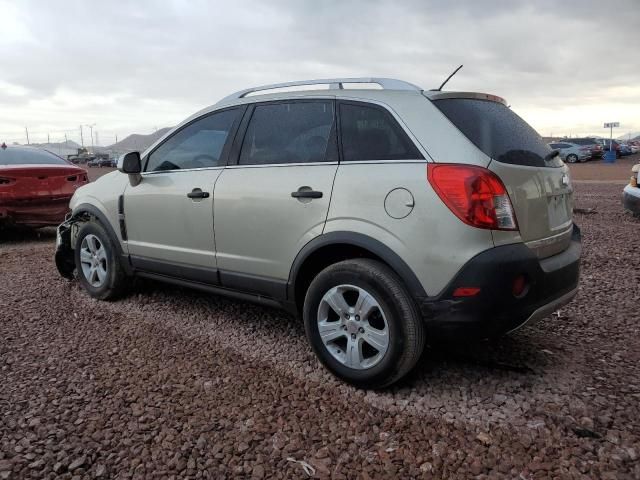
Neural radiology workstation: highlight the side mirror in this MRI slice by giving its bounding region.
[119,151,141,174]
[118,151,142,186]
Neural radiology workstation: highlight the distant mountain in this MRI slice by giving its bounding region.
[107,128,172,152]
[31,140,82,150]
[617,132,640,141]
[30,140,83,157]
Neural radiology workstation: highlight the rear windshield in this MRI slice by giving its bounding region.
[0,148,68,165]
[433,98,560,167]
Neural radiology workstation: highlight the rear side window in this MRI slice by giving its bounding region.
[339,103,422,161]
[0,148,68,165]
[239,101,336,165]
[146,108,241,172]
[433,98,557,167]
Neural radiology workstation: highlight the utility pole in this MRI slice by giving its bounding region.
[47,133,50,144]
[95,131,99,147]
[85,123,96,151]
[80,125,84,147]
[25,127,30,145]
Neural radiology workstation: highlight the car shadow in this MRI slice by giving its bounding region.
[0,226,57,245]
[129,275,559,394]
[396,328,562,392]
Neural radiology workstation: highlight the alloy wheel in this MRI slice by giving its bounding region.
[79,234,108,288]
[316,284,390,370]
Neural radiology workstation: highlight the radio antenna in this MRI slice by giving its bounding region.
[435,64,463,91]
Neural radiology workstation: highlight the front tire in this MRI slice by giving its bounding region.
[74,221,127,300]
[566,154,578,163]
[303,259,426,389]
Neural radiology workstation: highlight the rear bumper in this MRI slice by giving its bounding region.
[623,185,640,215]
[420,224,581,339]
[0,198,71,226]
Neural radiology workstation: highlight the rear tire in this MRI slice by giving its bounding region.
[303,259,426,389]
[566,154,578,163]
[74,221,127,300]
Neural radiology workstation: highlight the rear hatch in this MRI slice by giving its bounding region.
[431,93,573,258]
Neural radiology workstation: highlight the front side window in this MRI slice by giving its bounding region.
[339,103,422,161]
[239,101,335,165]
[146,108,241,172]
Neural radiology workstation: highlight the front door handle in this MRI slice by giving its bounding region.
[291,189,323,199]
[187,188,210,199]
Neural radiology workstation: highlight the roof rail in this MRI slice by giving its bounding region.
[217,77,423,104]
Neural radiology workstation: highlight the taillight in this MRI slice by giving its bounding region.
[427,164,518,231]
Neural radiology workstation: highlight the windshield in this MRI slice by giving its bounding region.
[433,98,562,167]
[0,148,68,166]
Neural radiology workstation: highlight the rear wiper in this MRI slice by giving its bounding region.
[545,150,560,161]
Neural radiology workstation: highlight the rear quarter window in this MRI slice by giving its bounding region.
[433,98,561,167]
[339,102,423,162]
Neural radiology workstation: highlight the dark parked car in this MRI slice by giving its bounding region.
[619,144,632,156]
[600,139,622,158]
[97,158,115,167]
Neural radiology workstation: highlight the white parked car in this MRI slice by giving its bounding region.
[54,77,582,388]
[548,142,591,163]
[623,163,640,216]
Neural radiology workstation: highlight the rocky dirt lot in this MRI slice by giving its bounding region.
[1,181,639,479]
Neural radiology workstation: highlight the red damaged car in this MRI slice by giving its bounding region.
[0,143,89,227]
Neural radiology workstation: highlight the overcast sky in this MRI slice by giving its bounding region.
[1,0,639,145]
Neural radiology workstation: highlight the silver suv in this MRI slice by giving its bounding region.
[55,78,581,388]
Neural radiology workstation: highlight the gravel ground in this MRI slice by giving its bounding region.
[1,182,639,479]
[567,153,638,182]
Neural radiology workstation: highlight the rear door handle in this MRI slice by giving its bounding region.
[187,188,210,199]
[291,189,323,199]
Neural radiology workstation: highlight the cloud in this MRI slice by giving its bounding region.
[1,0,638,144]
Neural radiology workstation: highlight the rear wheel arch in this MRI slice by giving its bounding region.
[288,232,427,315]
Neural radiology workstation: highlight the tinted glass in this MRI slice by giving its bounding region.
[570,138,595,145]
[146,108,240,172]
[0,148,68,165]
[239,102,335,165]
[339,103,422,161]
[433,98,558,167]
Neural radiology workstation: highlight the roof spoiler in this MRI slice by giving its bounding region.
[426,91,508,106]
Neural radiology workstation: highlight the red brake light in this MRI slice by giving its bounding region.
[427,164,518,231]
[453,287,481,297]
